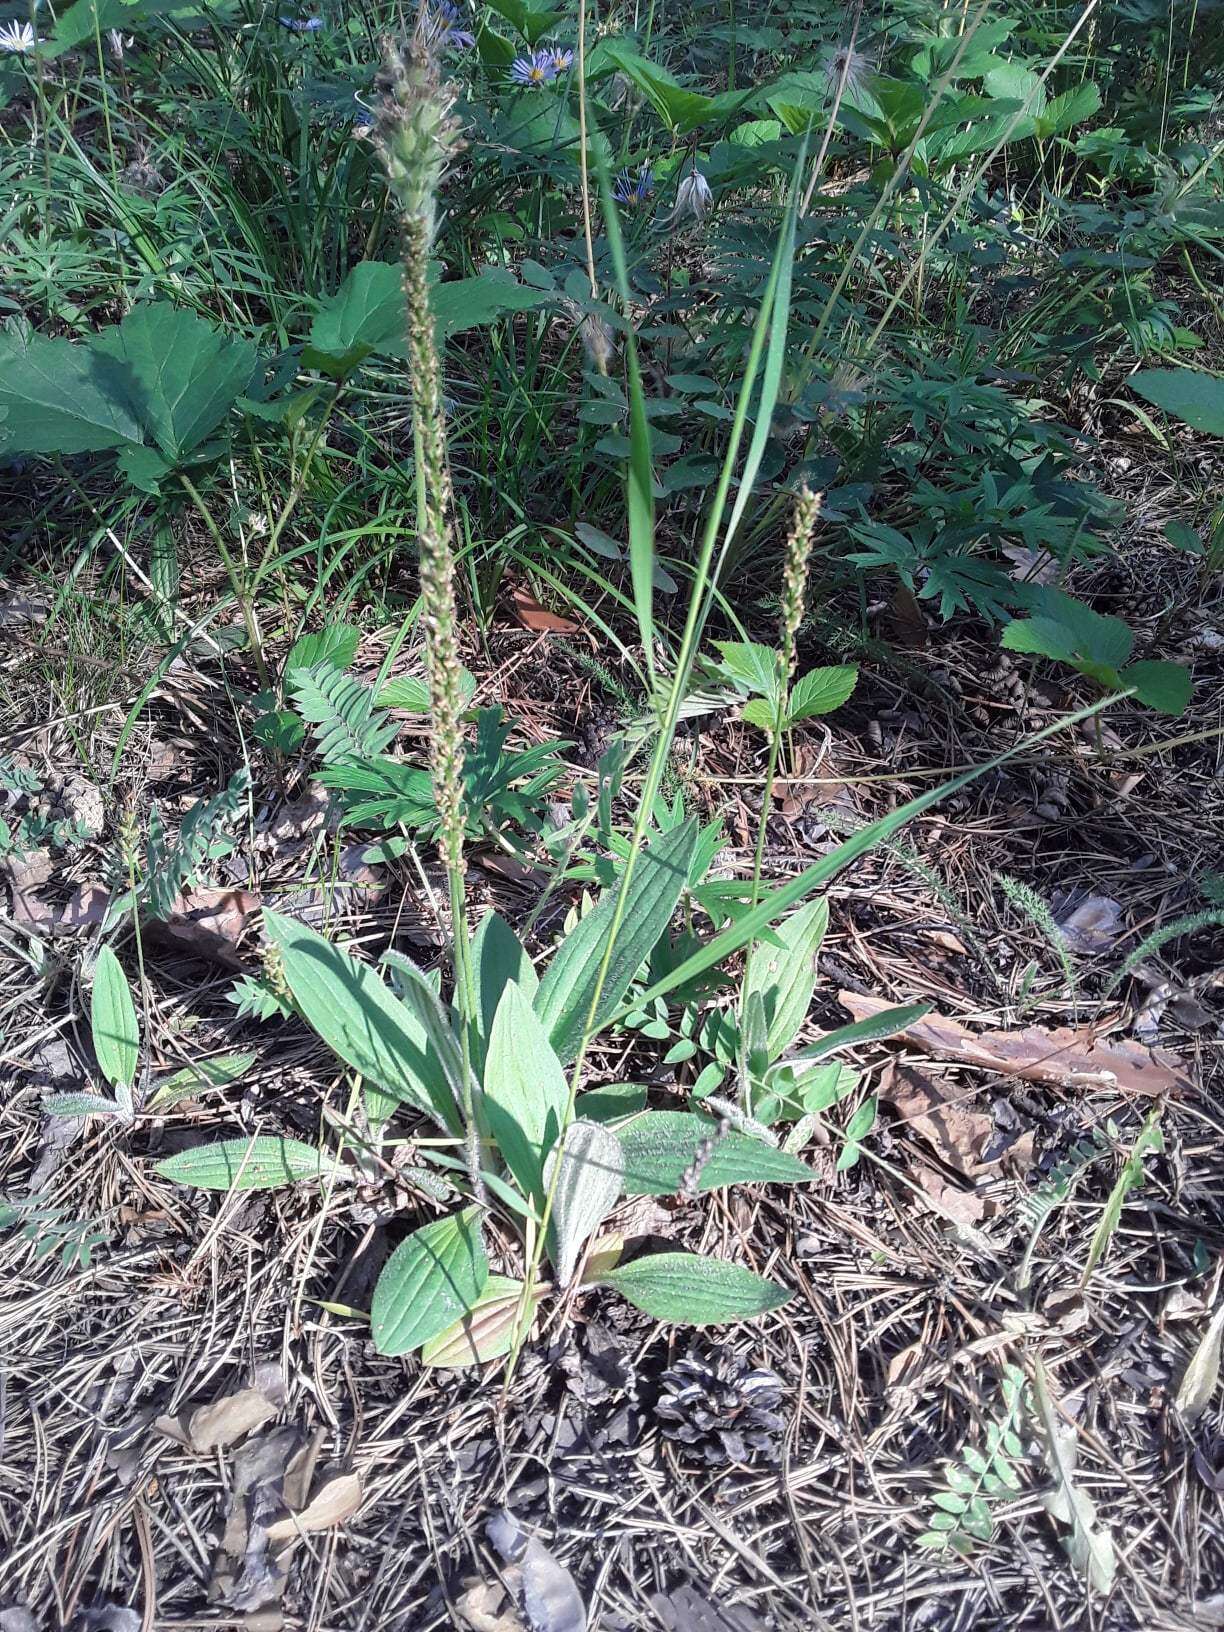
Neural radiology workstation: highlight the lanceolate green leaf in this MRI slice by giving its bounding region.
[370,1208,488,1356]
[484,982,569,1201]
[535,818,699,1063]
[471,911,538,1077]
[599,1252,792,1324]
[544,1120,624,1287]
[263,910,459,1132]
[604,701,1114,1028]
[616,1111,812,1195]
[794,1000,933,1064]
[598,153,656,687]
[91,946,139,1093]
[744,897,828,1059]
[155,1136,343,1190]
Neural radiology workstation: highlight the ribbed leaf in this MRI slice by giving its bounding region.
[155,1136,342,1190]
[471,911,537,1077]
[535,818,698,1063]
[544,1120,624,1287]
[420,1275,542,1368]
[744,897,828,1060]
[616,1111,812,1195]
[91,946,139,1093]
[599,1252,791,1324]
[263,910,458,1131]
[484,982,569,1201]
[370,1208,488,1356]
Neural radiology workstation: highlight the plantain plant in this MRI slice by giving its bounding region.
[151,29,1112,1369]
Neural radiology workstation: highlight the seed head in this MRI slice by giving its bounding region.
[374,41,463,245]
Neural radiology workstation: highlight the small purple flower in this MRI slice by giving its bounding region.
[545,43,573,73]
[278,14,324,30]
[423,0,475,50]
[510,49,556,86]
[613,164,654,206]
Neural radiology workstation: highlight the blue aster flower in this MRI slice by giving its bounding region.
[278,13,323,29]
[424,0,475,50]
[510,49,556,86]
[613,164,654,206]
[545,43,573,73]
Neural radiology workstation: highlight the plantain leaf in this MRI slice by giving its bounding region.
[535,818,699,1063]
[370,1208,488,1356]
[419,1275,542,1368]
[599,1252,791,1324]
[1175,1304,1224,1423]
[263,910,458,1132]
[91,946,139,1093]
[743,897,828,1060]
[155,1136,343,1190]
[794,1000,932,1064]
[615,1111,812,1195]
[1033,1360,1116,1595]
[471,911,538,1078]
[484,981,569,1201]
[544,1119,624,1287]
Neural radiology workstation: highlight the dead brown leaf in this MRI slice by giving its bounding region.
[157,1363,285,1452]
[913,1166,994,1224]
[265,1471,362,1541]
[510,586,580,634]
[840,992,1191,1098]
[59,883,112,929]
[148,887,260,969]
[884,1067,996,1175]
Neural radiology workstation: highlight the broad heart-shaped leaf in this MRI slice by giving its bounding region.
[744,897,829,1060]
[420,1275,542,1368]
[471,911,538,1078]
[1131,368,1224,437]
[535,819,699,1064]
[305,262,550,378]
[484,982,568,1201]
[155,1136,343,1190]
[615,1111,812,1196]
[370,1208,488,1356]
[544,1120,624,1287]
[92,305,256,464]
[1122,659,1191,717]
[598,1252,791,1325]
[787,665,859,723]
[262,910,459,1132]
[0,330,144,455]
[91,946,139,1093]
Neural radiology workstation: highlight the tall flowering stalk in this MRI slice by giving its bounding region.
[373,41,482,1195]
[737,486,823,1112]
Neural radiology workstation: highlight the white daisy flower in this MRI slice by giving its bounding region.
[0,20,41,53]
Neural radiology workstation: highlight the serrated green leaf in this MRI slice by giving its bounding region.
[599,1251,791,1324]
[155,1136,342,1190]
[786,664,859,723]
[91,946,139,1093]
[0,329,143,455]
[263,909,458,1132]
[714,640,781,700]
[535,819,699,1063]
[741,697,779,732]
[370,1208,488,1356]
[484,981,569,1201]
[615,1110,812,1195]
[1122,659,1191,717]
[92,305,256,463]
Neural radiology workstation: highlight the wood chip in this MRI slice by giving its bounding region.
[510,587,580,634]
